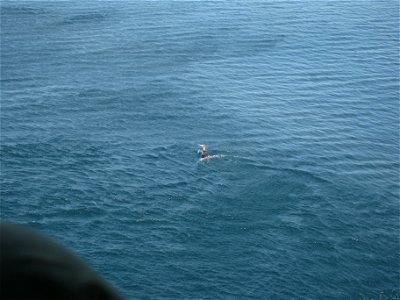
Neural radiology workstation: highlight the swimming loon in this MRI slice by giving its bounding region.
[199,144,212,158]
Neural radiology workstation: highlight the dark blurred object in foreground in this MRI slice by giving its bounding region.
[0,221,123,299]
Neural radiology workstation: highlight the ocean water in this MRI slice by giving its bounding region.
[1,1,399,299]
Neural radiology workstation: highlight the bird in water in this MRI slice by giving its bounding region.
[199,144,212,158]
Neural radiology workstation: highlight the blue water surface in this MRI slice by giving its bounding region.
[1,1,399,299]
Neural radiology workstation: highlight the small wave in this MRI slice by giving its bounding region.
[1,5,46,16]
[230,158,332,184]
[58,13,108,25]
[198,154,226,162]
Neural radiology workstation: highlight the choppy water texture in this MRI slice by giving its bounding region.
[1,1,399,299]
